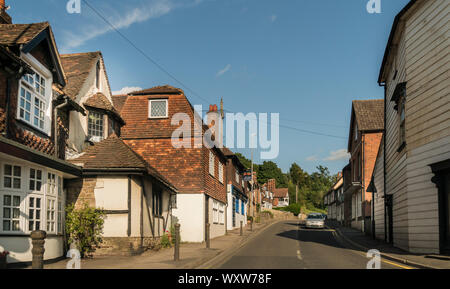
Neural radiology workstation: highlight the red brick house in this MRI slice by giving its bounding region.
[273,188,289,208]
[345,99,384,233]
[0,5,83,264]
[118,85,228,242]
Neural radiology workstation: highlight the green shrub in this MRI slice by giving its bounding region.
[65,203,106,258]
[160,233,172,248]
[275,203,301,216]
[247,216,254,222]
[261,210,274,219]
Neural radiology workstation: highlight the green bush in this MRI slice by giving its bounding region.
[247,216,254,222]
[274,203,301,216]
[65,203,106,258]
[261,210,274,219]
[160,233,172,248]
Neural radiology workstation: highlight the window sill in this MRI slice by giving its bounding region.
[148,117,169,120]
[397,142,406,153]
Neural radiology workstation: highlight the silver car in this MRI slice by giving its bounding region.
[305,213,325,229]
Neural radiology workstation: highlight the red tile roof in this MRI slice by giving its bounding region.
[129,85,184,95]
[69,134,176,192]
[111,94,128,114]
[352,99,384,131]
[273,188,289,198]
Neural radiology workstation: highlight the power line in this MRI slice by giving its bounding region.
[82,0,347,141]
[82,0,212,106]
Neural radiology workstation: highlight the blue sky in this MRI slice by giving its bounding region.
[10,0,410,174]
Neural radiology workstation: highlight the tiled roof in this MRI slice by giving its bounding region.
[129,85,184,95]
[111,94,128,114]
[0,22,49,45]
[60,52,100,99]
[273,188,288,198]
[84,93,124,123]
[352,99,384,131]
[221,147,234,156]
[70,134,176,192]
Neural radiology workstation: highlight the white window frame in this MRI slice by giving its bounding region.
[212,200,219,224]
[3,164,23,191]
[87,110,104,141]
[17,53,52,135]
[218,162,224,184]
[219,203,225,225]
[0,160,64,235]
[148,99,168,119]
[1,193,23,233]
[209,151,215,177]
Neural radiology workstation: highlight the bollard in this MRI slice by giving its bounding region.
[174,223,180,261]
[240,221,243,236]
[206,223,211,249]
[250,220,253,231]
[31,230,46,269]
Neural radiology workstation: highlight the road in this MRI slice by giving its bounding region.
[217,221,411,269]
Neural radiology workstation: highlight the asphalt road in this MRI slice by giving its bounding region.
[217,221,408,269]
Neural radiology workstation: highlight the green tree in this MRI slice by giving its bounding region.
[258,161,288,187]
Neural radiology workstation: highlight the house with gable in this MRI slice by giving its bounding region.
[345,99,384,233]
[0,3,84,264]
[117,85,228,242]
[58,53,178,255]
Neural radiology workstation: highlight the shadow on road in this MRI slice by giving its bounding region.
[276,223,345,250]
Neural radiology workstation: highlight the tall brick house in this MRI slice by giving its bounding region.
[0,5,83,264]
[344,99,384,233]
[118,85,228,242]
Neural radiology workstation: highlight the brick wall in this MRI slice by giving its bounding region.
[362,132,383,216]
[66,178,97,209]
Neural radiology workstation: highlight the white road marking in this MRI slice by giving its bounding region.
[297,249,303,260]
[296,221,303,260]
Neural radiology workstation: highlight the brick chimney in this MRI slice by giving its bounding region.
[206,101,224,148]
[267,179,276,192]
[0,0,12,24]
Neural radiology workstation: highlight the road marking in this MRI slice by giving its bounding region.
[296,249,303,260]
[330,229,415,269]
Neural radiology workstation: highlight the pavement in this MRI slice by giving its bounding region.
[215,221,406,269]
[40,219,278,269]
[327,221,450,269]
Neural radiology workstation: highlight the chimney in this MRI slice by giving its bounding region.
[268,179,276,192]
[0,0,12,24]
[206,101,223,148]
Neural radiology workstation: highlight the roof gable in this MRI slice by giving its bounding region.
[60,51,101,99]
[348,99,384,150]
[0,22,66,86]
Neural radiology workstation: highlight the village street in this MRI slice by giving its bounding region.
[215,221,404,269]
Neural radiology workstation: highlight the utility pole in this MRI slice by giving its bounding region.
[296,184,298,204]
[250,149,254,217]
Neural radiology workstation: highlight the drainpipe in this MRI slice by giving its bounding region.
[380,82,388,243]
[54,96,69,158]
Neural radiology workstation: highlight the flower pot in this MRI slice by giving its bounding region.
[0,255,7,269]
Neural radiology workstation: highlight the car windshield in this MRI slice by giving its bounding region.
[307,214,324,220]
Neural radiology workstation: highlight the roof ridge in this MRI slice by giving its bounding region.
[60,51,101,58]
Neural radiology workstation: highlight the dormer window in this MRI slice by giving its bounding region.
[18,69,48,132]
[149,99,168,118]
[88,111,104,141]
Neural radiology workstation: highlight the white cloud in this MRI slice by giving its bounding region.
[112,86,143,95]
[61,0,203,50]
[306,155,318,162]
[324,149,350,161]
[216,64,231,77]
[270,14,277,23]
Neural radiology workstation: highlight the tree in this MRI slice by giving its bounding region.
[258,161,288,187]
